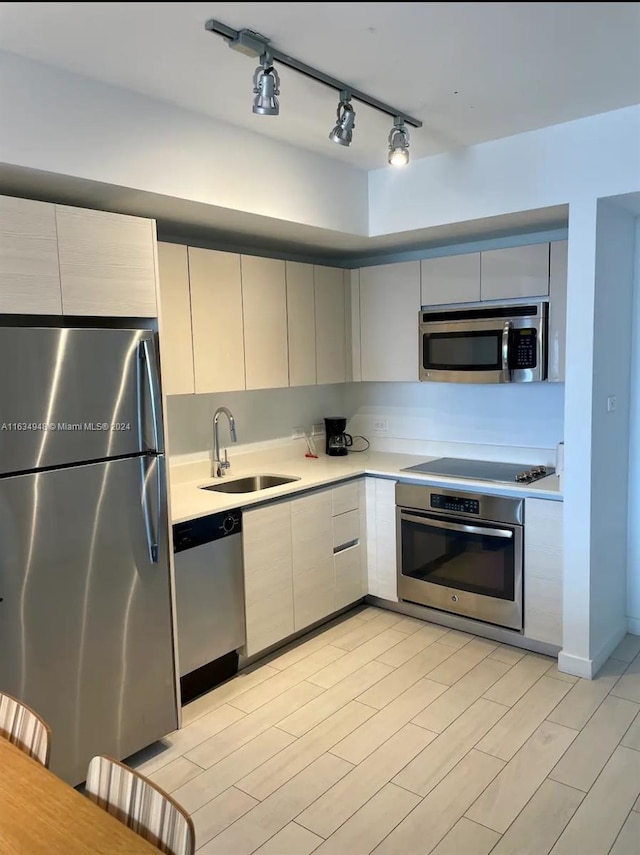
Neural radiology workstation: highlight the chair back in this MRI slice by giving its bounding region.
[0,692,51,767]
[86,755,195,855]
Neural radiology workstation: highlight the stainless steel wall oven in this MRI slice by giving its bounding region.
[396,483,524,631]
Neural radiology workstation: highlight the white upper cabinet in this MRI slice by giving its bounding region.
[56,205,158,316]
[359,260,420,382]
[421,253,481,306]
[548,240,568,383]
[286,261,316,387]
[0,196,62,314]
[189,247,246,394]
[480,243,550,302]
[242,256,289,390]
[315,265,347,385]
[157,242,195,396]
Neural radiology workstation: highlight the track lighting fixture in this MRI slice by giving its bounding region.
[253,54,280,116]
[329,93,356,147]
[206,19,422,165]
[388,118,410,167]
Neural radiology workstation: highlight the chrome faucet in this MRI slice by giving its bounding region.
[212,407,237,477]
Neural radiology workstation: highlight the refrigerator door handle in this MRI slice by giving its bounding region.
[139,338,162,453]
[140,455,160,564]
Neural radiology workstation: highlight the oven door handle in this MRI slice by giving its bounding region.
[400,510,514,539]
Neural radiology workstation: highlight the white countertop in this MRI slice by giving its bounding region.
[170,449,562,524]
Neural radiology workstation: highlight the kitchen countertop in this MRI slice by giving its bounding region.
[170,449,562,524]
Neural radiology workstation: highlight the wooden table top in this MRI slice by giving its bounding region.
[0,737,158,854]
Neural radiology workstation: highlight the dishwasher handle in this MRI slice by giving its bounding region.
[173,509,242,553]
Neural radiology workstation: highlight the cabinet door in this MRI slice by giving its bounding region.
[0,196,61,314]
[242,256,289,390]
[56,206,157,316]
[421,253,480,306]
[359,261,420,382]
[480,243,549,301]
[548,240,568,383]
[291,489,335,631]
[243,502,294,657]
[315,265,347,384]
[286,261,316,386]
[335,544,365,610]
[524,498,563,646]
[365,477,398,602]
[157,243,195,395]
[189,247,246,394]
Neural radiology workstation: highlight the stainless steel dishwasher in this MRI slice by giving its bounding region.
[173,509,245,703]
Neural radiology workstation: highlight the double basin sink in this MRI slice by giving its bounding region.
[200,474,300,494]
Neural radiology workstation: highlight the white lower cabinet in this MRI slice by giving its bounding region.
[291,489,335,631]
[242,501,294,658]
[242,479,367,656]
[365,478,398,602]
[524,498,563,646]
[334,480,367,610]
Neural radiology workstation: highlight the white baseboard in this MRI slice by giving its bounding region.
[557,651,595,679]
[558,622,629,679]
[627,616,640,636]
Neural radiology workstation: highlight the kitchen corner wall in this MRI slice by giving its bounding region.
[344,381,565,456]
[166,385,348,455]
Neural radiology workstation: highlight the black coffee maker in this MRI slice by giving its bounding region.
[324,417,353,457]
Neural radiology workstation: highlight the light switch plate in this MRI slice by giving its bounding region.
[607,395,617,413]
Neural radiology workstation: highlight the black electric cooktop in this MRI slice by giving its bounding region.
[401,457,554,484]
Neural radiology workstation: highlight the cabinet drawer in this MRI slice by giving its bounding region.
[332,481,359,516]
[333,509,359,550]
[335,544,365,609]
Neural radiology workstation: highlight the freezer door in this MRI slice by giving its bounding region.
[0,456,177,785]
[0,327,164,475]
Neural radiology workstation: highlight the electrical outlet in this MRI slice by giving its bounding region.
[607,395,617,413]
[311,423,324,436]
[292,426,305,439]
[372,418,389,432]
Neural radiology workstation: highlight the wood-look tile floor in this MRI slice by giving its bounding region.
[129,607,640,855]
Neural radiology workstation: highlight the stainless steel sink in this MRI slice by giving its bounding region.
[200,474,301,494]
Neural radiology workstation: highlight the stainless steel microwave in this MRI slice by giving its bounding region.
[419,301,548,384]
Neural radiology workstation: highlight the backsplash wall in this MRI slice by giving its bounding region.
[344,382,565,456]
[167,381,565,459]
[166,385,347,455]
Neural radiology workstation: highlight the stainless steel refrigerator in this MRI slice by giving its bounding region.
[0,327,178,785]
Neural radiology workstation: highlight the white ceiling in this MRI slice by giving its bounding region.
[0,2,639,170]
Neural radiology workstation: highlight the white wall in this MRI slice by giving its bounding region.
[560,198,637,676]
[166,385,347,456]
[589,201,636,655]
[368,106,640,235]
[627,217,640,634]
[0,50,368,236]
[345,382,563,461]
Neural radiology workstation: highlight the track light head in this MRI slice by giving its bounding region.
[329,93,356,147]
[388,118,410,167]
[253,56,280,116]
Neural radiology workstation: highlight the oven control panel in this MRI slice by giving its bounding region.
[430,494,480,515]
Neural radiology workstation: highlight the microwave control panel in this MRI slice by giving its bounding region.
[509,328,537,369]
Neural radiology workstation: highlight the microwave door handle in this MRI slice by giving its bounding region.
[502,321,511,375]
[400,510,513,539]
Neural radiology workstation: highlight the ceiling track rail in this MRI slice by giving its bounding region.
[205,18,422,128]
